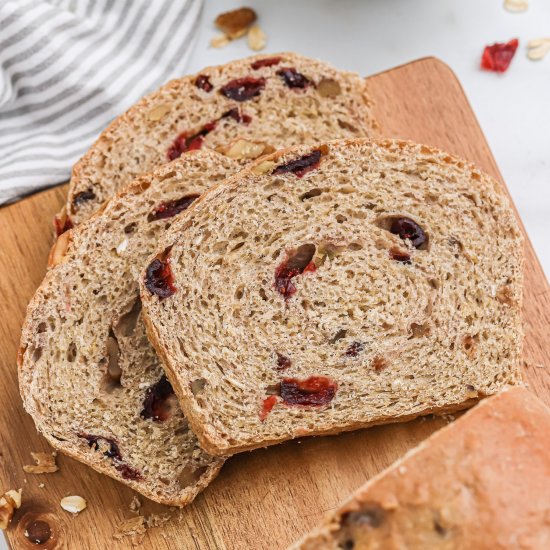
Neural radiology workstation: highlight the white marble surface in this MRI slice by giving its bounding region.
[2,2,548,548]
[190,0,550,279]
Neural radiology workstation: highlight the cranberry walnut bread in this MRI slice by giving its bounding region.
[59,52,377,230]
[140,139,523,457]
[290,387,550,550]
[18,150,240,506]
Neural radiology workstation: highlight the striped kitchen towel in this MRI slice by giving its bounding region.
[0,0,203,205]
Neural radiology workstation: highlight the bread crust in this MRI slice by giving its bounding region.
[140,138,524,457]
[289,387,550,549]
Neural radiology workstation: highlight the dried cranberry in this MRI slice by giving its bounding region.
[277,67,311,89]
[251,57,282,70]
[273,150,322,178]
[148,194,199,221]
[260,395,278,421]
[145,257,176,299]
[281,377,337,407]
[141,375,175,422]
[389,247,411,264]
[223,107,252,124]
[73,188,96,206]
[274,243,316,299]
[220,77,266,101]
[78,433,122,460]
[275,353,291,370]
[54,214,73,237]
[390,217,427,249]
[167,121,217,161]
[195,74,213,92]
[481,38,519,73]
[345,341,363,357]
[115,463,143,480]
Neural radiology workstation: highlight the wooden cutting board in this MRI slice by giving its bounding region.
[1,57,549,550]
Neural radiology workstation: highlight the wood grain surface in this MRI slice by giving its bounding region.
[0,57,548,550]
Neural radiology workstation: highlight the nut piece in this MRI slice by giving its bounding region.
[0,489,22,530]
[251,160,276,175]
[116,238,128,255]
[224,139,271,161]
[503,0,528,12]
[60,495,87,514]
[247,25,266,51]
[215,7,257,38]
[317,78,342,98]
[48,230,71,267]
[527,38,550,61]
[210,34,230,49]
[23,452,58,474]
[148,104,170,121]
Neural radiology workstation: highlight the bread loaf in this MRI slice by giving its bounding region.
[19,150,239,505]
[289,387,550,550]
[60,52,376,229]
[140,139,523,457]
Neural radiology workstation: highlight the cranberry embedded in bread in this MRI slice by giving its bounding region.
[140,139,523,457]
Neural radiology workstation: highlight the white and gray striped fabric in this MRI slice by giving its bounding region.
[0,0,203,205]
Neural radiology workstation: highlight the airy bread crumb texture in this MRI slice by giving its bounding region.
[19,150,239,505]
[67,52,377,225]
[141,139,523,457]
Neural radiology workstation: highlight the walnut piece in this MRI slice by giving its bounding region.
[317,78,342,97]
[60,495,87,514]
[247,25,267,51]
[48,230,71,267]
[215,7,257,38]
[0,489,22,530]
[23,452,58,474]
[224,139,274,161]
[251,160,276,176]
[147,104,170,121]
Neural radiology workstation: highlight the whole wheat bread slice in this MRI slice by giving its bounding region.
[140,139,523,457]
[289,387,550,550]
[59,52,376,230]
[18,150,239,505]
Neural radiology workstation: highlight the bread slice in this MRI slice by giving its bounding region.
[18,150,240,506]
[289,387,550,549]
[140,139,524,457]
[60,52,377,229]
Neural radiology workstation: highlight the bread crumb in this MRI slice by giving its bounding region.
[114,516,146,545]
[129,496,141,514]
[23,452,58,474]
[114,512,173,545]
[144,513,171,529]
[38,483,45,488]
